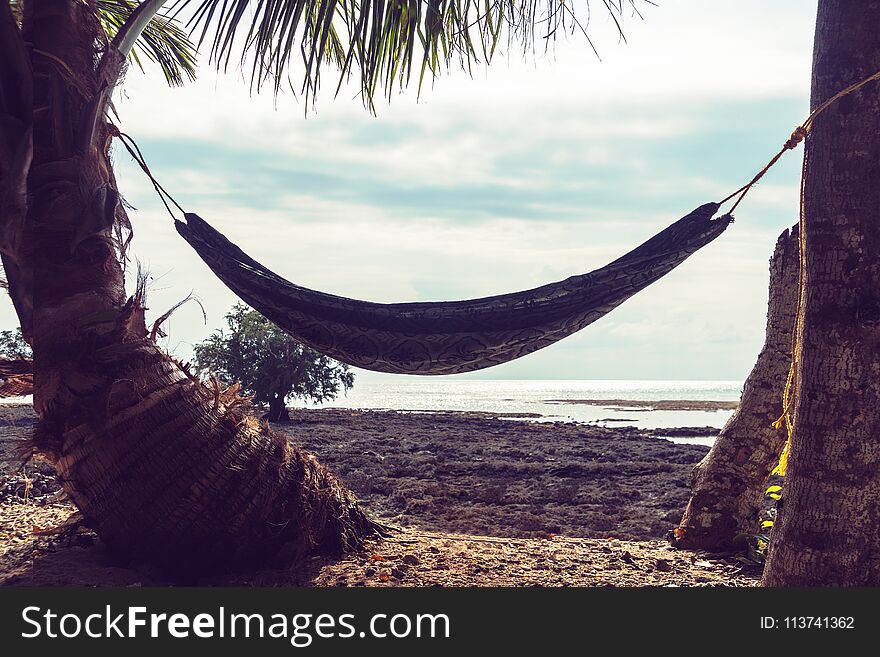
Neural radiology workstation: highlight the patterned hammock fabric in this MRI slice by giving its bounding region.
[177,203,731,375]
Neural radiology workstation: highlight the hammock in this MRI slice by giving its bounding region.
[123,66,880,376]
[176,202,731,375]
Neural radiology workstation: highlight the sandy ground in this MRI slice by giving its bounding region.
[0,404,759,587]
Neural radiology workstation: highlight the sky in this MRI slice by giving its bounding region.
[1,0,820,382]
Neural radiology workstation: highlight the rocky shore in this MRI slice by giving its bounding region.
[0,404,758,586]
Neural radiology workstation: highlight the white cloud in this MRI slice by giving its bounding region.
[111,0,817,191]
[0,1,818,383]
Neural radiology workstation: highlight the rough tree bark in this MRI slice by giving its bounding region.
[1,0,377,575]
[0,1,33,338]
[673,225,798,550]
[762,0,880,586]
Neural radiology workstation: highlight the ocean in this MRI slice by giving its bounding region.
[2,380,741,447]
[309,379,741,446]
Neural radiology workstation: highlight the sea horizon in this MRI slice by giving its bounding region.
[1,378,741,447]
[309,378,741,444]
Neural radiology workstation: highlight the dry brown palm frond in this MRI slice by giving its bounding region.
[149,291,207,341]
[0,357,32,397]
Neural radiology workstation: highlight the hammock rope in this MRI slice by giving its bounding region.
[718,67,880,214]
[115,129,185,221]
[717,66,880,475]
[113,67,880,376]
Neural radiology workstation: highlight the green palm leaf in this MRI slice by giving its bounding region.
[98,0,197,86]
[168,0,649,107]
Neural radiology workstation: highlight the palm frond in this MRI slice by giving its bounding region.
[98,0,198,87]
[169,0,651,108]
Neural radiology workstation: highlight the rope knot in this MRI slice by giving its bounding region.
[785,126,807,150]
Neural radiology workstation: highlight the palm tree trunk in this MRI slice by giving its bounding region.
[8,0,377,574]
[673,225,798,550]
[0,1,33,339]
[762,0,880,586]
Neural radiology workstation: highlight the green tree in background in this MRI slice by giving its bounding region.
[0,328,31,359]
[193,304,354,422]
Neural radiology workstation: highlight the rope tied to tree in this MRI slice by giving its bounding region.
[753,67,880,477]
[719,67,880,215]
[784,126,808,151]
[112,126,186,222]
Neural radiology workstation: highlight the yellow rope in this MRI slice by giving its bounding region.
[772,141,812,477]
[719,67,880,477]
[719,127,806,214]
[772,148,809,477]
[719,67,880,214]
[802,68,880,131]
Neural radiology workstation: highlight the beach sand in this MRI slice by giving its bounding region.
[0,405,758,587]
